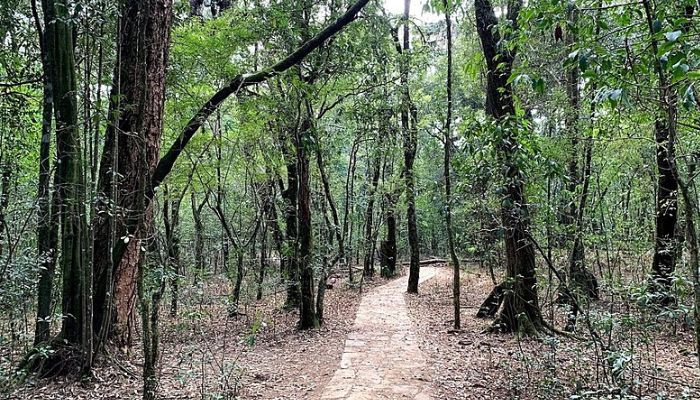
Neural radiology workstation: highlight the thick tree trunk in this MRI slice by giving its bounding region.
[44,0,91,357]
[401,0,420,294]
[92,0,173,346]
[475,0,542,333]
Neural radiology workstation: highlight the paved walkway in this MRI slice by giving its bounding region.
[320,268,437,400]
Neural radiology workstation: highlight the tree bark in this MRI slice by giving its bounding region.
[41,0,91,359]
[475,0,542,333]
[401,0,421,294]
[643,0,680,302]
[192,192,207,283]
[163,189,182,318]
[363,140,382,278]
[297,117,318,329]
[280,129,301,309]
[443,0,460,330]
[565,6,598,302]
[92,0,173,346]
[257,220,267,301]
[33,0,58,344]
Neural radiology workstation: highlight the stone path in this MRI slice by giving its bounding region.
[320,268,437,400]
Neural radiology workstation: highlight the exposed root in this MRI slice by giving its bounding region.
[18,340,85,379]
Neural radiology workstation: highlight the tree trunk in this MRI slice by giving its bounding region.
[297,118,318,329]
[401,0,420,294]
[565,6,598,302]
[163,190,182,318]
[475,0,542,333]
[678,156,700,367]
[231,251,244,315]
[643,0,679,303]
[257,220,267,301]
[314,132,345,268]
[363,144,382,278]
[443,0,461,330]
[280,131,301,309]
[192,192,206,283]
[33,0,58,344]
[92,0,173,346]
[263,175,284,280]
[139,227,165,400]
[41,0,91,361]
[343,137,359,280]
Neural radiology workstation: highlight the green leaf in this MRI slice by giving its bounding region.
[532,77,545,94]
[579,54,589,72]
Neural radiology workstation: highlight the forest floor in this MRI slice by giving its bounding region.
[4,263,700,399]
[4,274,387,399]
[407,264,700,400]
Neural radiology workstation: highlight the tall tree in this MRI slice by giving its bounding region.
[642,0,680,302]
[442,0,460,330]
[48,0,91,363]
[362,131,382,278]
[474,0,542,333]
[31,0,58,346]
[102,0,371,310]
[92,0,174,346]
[402,0,421,294]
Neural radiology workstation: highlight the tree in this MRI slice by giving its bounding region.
[642,0,680,302]
[92,0,173,347]
[441,0,460,331]
[32,0,58,346]
[474,0,542,333]
[48,0,91,367]
[401,0,421,294]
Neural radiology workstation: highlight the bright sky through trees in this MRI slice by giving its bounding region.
[383,0,441,22]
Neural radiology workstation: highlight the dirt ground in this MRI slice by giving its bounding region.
[4,264,700,400]
[4,275,386,400]
[406,265,700,400]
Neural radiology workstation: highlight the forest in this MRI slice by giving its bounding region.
[0,0,699,398]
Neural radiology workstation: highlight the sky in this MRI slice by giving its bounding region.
[383,0,441,23]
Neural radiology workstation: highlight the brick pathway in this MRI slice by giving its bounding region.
[320,267,436,400]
